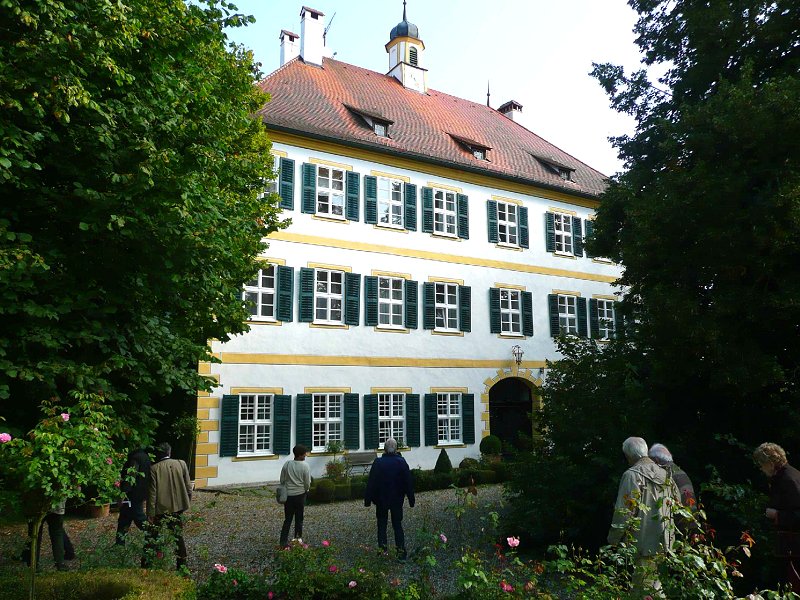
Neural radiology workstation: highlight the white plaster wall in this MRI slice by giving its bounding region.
[300,11,324,66]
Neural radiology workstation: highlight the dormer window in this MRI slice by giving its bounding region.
[449,133,491,162]
[344,104,393,139]
[532,154,576,182]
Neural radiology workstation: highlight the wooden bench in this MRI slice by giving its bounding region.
[345,450,377,476]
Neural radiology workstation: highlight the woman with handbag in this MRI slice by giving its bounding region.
[279,444,311,548]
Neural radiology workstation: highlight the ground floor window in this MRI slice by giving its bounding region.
[437,392,461,444]
[312,393,342,451]
[238,394,272,454]
[378,392,405,445]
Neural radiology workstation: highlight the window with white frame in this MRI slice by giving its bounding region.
[378,392,405,445]
[314,269,344,324]
[378,276,404,328]
[597,299,615,340]
[378,177,403,227]
[434,282,458,331]
[497,202,518,246]
[554,213,573,254]
[312,393,342,451]
[500,288,522,335]
[437,392,461,444]
[243,265,275,321]
[316,166,345,218]
[238,394,272,455]
[433,189,457,236]
[558,295,579,335]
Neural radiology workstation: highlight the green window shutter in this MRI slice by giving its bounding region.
[405,394,420,447]
[295,394,312,449]
[279,157,295,210]
[424,393,438,446]
[572,216,584,257]
[364,175,377,224]
[548,294,560,337]
[461,393,475,445]
[584,219,595,259]
[423,282,435,330]
[299,268,315,323]
[519,206,529,248]
[273,395,291,456]
[345,272,361,326]
[364,276,378,326]
[458,285,471,333]
[404,183,417,231]
[614,302,625,338]
[487,200,498,244]
[363,395,379,450]
[219,395,240,458]
[489,287,501,334]
[301,163,316,214]
[589,298,600,339]
[577,297,588,337]
[545,212,556,252]
[346,171,360,221]
[276,265,294,322]
[457,193,469,239]
[421,187,434,233]
[404,279,418,329]
[522,291,534,337]
[344,393,360,450]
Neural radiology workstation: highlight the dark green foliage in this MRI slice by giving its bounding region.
[411,468,430,492]
[434,448,453,474]
[457,469,478,487]
[314,479,336,503]
[350,478,367,499]
[459,457,480,470]
[0,0,285,436]
[334,481,351,501]
[432,472,454,489]
[476,470,497,485]
[479,435,502,455]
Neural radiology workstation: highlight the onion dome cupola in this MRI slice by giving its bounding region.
[386,1,427,93]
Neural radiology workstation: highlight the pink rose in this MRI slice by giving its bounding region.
[329,565,338,573]
[322,540,330,547]
[60,413,70,422]
[500,580,513,592]
[214,563,227,573]
[0,432,11,443]
[358,568,365,573]
[156,551,163,559]
[507,536,520,548]
[106,457,113,465]
[232,579,238,586]
[440,533,448,543]
[348,580,357,588]
[114,481,121,488]
[268,593,274,599]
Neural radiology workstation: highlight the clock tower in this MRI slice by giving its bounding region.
[385,1,427,93]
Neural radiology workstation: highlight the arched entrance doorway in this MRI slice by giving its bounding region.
[488,377,534,452]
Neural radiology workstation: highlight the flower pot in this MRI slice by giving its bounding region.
[87,503,110,518]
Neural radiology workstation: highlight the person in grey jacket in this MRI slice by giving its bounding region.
[608,436,679,597]
[279,444,311,547]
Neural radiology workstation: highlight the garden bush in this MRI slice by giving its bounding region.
[457,468,479,487]
[0,568,194,600]
[314,479,336,503]
[459,457,480,470]
[433,471,454,490]
[476,469,497,484]
[434,448,452,474]
[350,478,367,499]
[334,481,351,501]
[412,468,430,492]
[479,434,502,456]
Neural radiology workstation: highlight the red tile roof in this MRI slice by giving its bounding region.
[257,57,607,198]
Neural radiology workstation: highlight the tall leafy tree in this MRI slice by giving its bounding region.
[0,0,284,432]
[590,1,800,464]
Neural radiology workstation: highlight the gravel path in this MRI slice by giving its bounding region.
[0,484,507,595]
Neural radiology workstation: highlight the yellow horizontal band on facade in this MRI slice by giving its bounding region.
[552,289,581,296]
[371,387,413,394]
[271,150,288,158]
[427,182,463,193]
[495,283,527,291]
[269,131,601,210]
[371,269,412,279]
[549,206,578,216]
[310,157,353,171]
[370,169,411,183]
[217,353,547,369]
[592,294,618,300]
[428,276,465,285]
[268,231,618,283]
[304,386,352,393]
[257,256,287,266]
[308,262,353,273]
[230,387,284,394]
[491,195,523,205]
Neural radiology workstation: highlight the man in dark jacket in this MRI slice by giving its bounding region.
[364,438,415,559]
[115,447,151,545]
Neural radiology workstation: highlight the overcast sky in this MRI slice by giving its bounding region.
[224,1,646,177]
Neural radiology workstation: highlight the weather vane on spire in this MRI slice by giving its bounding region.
[403,0,407,21]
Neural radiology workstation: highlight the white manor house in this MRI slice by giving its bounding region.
[192,5,622,488]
